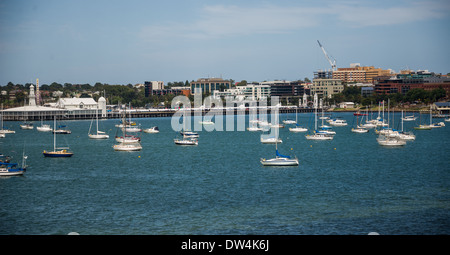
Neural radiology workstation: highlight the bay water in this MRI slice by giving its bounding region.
[1,112,449,234]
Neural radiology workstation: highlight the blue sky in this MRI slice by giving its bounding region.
[0,0,449,86]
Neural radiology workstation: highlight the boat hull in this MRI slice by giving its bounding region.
[260,158,299,166]
[43,150,74,157]
[289,127,307,132]
[0,169,26,176]
[89,134,109,139]
[113,144,142,151]
[174,139,198,146]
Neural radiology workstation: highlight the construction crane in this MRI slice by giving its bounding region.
[317,40,337,71]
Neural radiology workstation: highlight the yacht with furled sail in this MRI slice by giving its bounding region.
[113,106,142,151]
[0,109,15,134]
[43,116,74,157]
[260,144,299,166]
[260,109,298,166]
[36,113,52,132]
[88,106,109,139]
[289,107,308,133]
[305,94,334,140]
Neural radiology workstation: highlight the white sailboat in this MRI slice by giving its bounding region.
[36,113,52,132]
[260,143,299,166]
[0,108,15,134]
[88,107,109,139]
[113,105,142,151]
[43,116,74,157]
[261,109,298,166]
[396,111,415,141]
[289,107,308,133]
[305,94,333,140]
[377,135,406,146]
[351,112,369,133]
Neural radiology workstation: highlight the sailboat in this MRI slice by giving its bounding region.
[414,106,432,130]
[43,116,74,157]
[260,143,299,166]
[19,101,33,130]
[175,115,199,145]
[0,109,15,134]
[115,104,141,143]
[261,109,298,166]
[113,105,142,151]
[305,94,333,140]
[289,107,308,133]
[351,111,369,133]
[396,111,415,140]
[36,113,52,132]
[88,107,109,139]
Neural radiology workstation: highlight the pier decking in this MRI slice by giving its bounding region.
[1,106,314,121]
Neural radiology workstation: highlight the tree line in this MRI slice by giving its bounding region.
[1,81,447,109]
[327,85,447,107]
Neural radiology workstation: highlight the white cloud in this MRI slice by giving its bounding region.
[139,1,448,42]
[333,1,449,27]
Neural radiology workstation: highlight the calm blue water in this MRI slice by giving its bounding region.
[1,112,449,235]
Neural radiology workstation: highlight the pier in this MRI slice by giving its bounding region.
[1,106,314,121]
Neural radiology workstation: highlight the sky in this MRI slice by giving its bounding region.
[0,0,449,86]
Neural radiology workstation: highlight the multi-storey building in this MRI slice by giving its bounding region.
[374,71,450,95]
[190,78,231,95]
[310,78,344,98]
[332,64,393,84]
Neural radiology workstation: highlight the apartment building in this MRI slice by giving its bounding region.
[310,78,344,98]
[332,64,393,84]
[190,78,231,95]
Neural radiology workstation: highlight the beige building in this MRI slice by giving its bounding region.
[332,64,393,84]
[190,78,231,95]
[311,78,344,98]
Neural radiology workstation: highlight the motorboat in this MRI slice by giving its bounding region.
[174,138,198,146]
[180,131,199,138]
[143,126,159,133]
[20,122,33,130]
[0,158,27,176]
[430,122,445,128]
[328,118,348,126]
[37,124,52,132]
